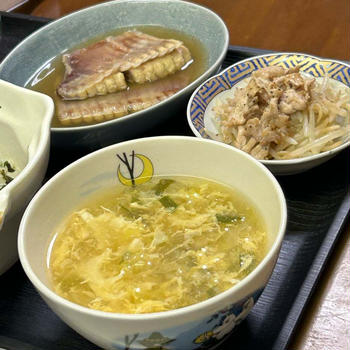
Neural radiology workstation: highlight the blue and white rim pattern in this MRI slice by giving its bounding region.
[188,53,350,140]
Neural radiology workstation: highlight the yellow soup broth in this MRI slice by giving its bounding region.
[48,176,267,314]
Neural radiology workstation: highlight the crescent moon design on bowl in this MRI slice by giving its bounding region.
[117,152,154,186]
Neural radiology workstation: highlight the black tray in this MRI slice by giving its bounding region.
[0,12,349,350]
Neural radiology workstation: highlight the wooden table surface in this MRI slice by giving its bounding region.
[8,0,350,349]
[27,0,350,61]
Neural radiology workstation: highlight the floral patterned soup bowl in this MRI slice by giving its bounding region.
[18,136,286,349]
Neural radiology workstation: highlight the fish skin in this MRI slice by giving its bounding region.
[57,31,183,100]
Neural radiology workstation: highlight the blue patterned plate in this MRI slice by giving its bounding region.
[187,53,350,175]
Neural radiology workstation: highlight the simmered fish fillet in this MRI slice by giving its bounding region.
[58,31,183,100]
[56,75,189,126]
[126,45,192,84]
[66,72,128,100]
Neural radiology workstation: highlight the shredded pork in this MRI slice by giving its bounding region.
[214,66,316,159]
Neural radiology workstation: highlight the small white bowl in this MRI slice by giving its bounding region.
[18,136,286,349]
[187,53,350,175]
[0,80,54,274]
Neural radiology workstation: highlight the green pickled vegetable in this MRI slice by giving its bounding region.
[4,161,15,173]
[215,214,241,224]
[0,170,13,185]
[153,179,175,195]
[159,195,177,211]
[120,205,138,219]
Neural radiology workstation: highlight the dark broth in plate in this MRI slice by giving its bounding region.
[26,26,208,128]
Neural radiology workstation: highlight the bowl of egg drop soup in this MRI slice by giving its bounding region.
[18,136,287,350]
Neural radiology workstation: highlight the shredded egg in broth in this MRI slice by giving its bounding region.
[48,176,267,314]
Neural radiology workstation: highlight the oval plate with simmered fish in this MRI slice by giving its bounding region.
[0,0,229,152]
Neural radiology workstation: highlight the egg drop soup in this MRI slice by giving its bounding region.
[48,176,267,314]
